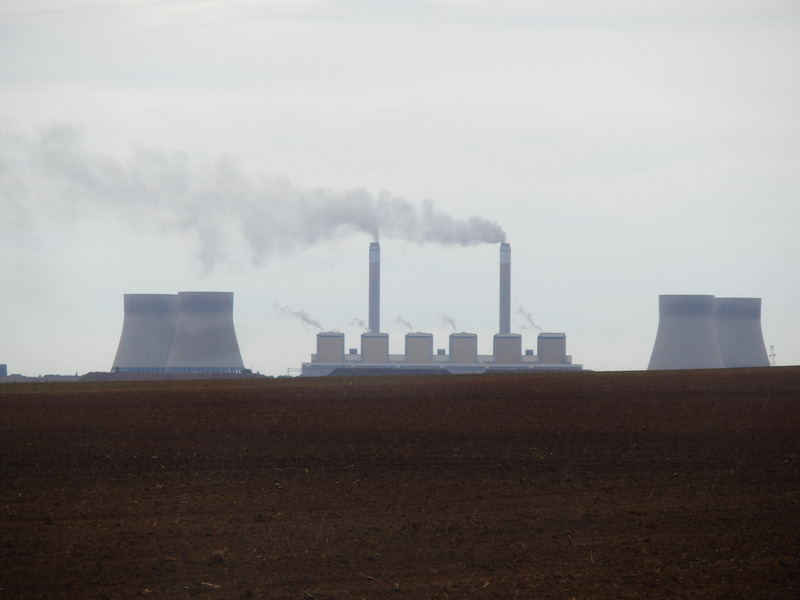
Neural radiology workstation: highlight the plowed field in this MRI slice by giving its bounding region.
[2,367,799,599]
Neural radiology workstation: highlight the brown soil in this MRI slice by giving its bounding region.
[2,367,799,599]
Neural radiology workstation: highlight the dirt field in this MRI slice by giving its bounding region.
[1,367,799,599]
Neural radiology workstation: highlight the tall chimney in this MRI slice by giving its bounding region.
[369,242,380,333]
[499,242,511,334]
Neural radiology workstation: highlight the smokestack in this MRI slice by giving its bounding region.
[499,242,511,334]
[369,242,380,333]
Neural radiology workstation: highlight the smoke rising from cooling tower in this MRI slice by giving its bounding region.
[2,124,506,269]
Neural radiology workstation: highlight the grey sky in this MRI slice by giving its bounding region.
[1,1,798,375]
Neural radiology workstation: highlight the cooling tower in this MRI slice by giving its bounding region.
[405,333,434,364]
[165,291,245,373]
[538,332,567,364]
[361,332,389,363]
[112,294,178,372]
[648,295,724,370]
[369,242,380,333]
[714,297,770,368]
[450,333,478,364]
[316,332,345,363]
[499,242,511,334]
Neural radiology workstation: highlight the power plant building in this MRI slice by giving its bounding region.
[361,332,390,364]
[112,291,246,374]
[301,242,582,376]
[449,333,479,365]
[405,333,434,364]
[537,333,568,365]
[316,332,346,363]
[493,333,522,365]
[648,294,769,370]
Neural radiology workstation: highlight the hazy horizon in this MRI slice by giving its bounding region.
[1,1,798,376]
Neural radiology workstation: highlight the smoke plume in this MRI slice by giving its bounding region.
[349,318,368,332]
[1,123,506,269]
[439,314,458,332]
[274,304,323,331]
[395,316,413,331]
[517,306,544,332]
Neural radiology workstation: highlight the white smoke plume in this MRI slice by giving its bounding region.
[517,306,544,332]
[439,314,458,332]
[395,316,413,331]
[1,123,506,269]
[274,304,323,331]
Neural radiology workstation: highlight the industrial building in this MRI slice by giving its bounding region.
[648,294,769,370]
[112,291,246,374]
[301,242,581,376]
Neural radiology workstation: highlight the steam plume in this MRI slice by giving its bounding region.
[395,316,414,331]
[1,123,506,269]
[439,314,458,332]
[274,304,323,331]
[517,306,544,332]
[349,318,368,332]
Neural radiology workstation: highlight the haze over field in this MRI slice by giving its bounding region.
[1,1,799,375]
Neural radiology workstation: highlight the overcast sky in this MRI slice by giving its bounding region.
[1,0,798,376]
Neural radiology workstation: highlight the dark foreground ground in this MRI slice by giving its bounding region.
[1,367,799,599]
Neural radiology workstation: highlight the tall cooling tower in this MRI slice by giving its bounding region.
[166,291,245,373]
[369,242,380,333]
[648,295,724,370]
[499,242,511,334]
[714,297,769,368]
[112,294,178,372]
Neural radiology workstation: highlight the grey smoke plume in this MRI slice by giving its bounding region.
[1,123,506,269]
[349,318,368,332]
[275,304,323,331]
[517,306,544,332]
[439,314,458,332]
[395,316,413,331]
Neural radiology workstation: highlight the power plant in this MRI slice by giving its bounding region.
[648,294,769,370]
[106,254,772,377]
[112,291,246,374]
[301,242,581,376]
